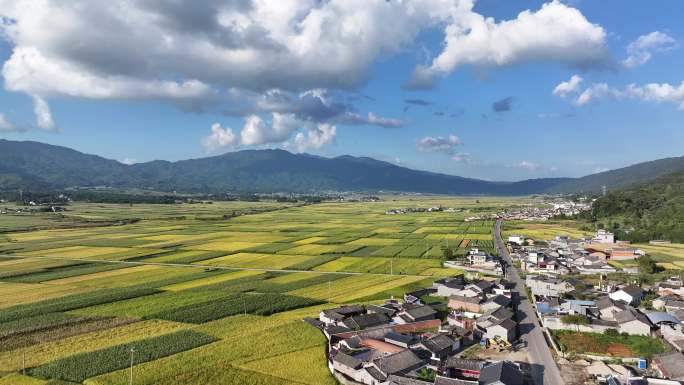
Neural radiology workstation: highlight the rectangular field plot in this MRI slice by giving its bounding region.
[312,256,443,275]
[0,319,188,371]
[0,282,90,309]
[150,293,322,323]
[162,270,263,291]
[277,243,361,255]
[287,274,425,303]
[23,246,132,259]
[30,330,217,383]
[192,241,265,253]
[72,289,232,319]
[346,237,399,246]
[239,345,335,385]
[0,287,159,323]
[201,252,326,270]
[85,321,328,385]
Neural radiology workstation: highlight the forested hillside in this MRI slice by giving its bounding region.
[588,171,684,242]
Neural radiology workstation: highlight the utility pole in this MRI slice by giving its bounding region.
[243,296,247,315]
[22,351,25,375]
[328,280,331,304]
[129,348,135,385]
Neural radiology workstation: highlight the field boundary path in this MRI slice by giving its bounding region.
[494,219,565,385]
[0,253,438,279]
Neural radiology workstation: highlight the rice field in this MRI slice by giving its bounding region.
[0,197,507,383]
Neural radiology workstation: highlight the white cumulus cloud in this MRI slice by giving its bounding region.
[553,75,583,97]
[417,135,462,154]
[623,31,678,68]
[202,123,238,153]
[291,124,337,153]
[202,112,337,153]
[32,95,55,130]
[408,0,609,89]
[515,160,540,171]
[569,80,684,110]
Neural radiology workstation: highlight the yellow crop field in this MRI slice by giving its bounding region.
[332,275,425,302]
[162,270,263,291]
[294,236,327,244]
[202,252,316,269]
[464,234,493,241]
[85,321,327,385]
[239,345,335,385]
[23,245,136,259]
[421,267,463,276]
[143,250,214,263]
[312,257,359,272]
[45,265,159,285]
[26,246,155,260]
[373,227,404,233]
[0,282,90,309]
[265,272,325,284]
[277,244,339,255]
[288,274,399,301]
[0,320,188,371]
[415,226,462,233]
[0,257,74,272]
[425,234,464,241]
[347,237,398,246]
[204,232,288,243]
[49,266,200,288]
[194,241,264,252]
[634,243,684,259]
[0,374,47,385]
[504,223,592,241]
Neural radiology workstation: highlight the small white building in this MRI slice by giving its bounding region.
[508,235,524,246]
[593,229,615,244]
[609,286,644,306]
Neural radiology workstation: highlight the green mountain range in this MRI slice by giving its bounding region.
[0,139,682,196]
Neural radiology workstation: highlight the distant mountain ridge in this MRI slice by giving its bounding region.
[0,139,681,196]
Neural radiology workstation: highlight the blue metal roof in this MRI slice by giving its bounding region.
[646,311,680,325]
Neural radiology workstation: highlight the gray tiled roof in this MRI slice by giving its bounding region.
[374,350,424,375]
[405,305,437,319]
[434,376,478,385]
[332,351,362,369]
[421,334,455,353]
[479,361,523,385]
[387,375,433,385]
[385,332,416,345]
[344,313,390,330]
[444,357,486,372]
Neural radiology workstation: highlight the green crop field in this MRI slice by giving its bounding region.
[0,197,510,384]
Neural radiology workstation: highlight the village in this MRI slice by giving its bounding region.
[306,274,525,385]
[306,227,684,385]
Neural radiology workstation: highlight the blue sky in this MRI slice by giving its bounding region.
[0,0,683,181]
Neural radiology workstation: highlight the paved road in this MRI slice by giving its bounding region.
[494,220,564,385]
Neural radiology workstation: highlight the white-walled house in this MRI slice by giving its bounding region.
[508,235,524,246]
[609,286,644,306]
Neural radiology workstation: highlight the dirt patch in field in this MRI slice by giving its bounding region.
[606,343,633,357]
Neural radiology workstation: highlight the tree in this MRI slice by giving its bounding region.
[442,246,454,261]
[638,255,656,275]
[417,368,436,382]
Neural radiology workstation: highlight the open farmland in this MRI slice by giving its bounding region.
[0,197,506,384]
